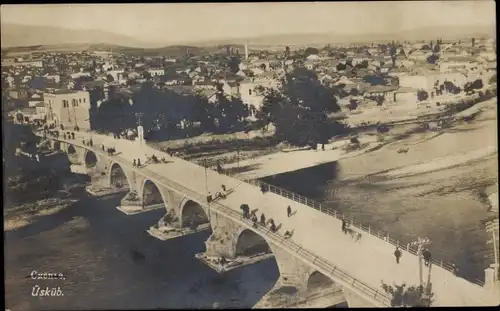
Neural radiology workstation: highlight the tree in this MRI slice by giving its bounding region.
[105,74,115,83]
[427,53,439,64]
[336,62,347,72]
[257,67,343,147]
[356,59,369,69]
[304,47,320,58]
[381,281,434,307]
[375,95,385,106]
[228,56,241,74]
[390,42,398,67]
[433,42,441,53]
[417,89,429,101]
[212,83,249,132]
[464,79,483,94]
[348,98,359,111]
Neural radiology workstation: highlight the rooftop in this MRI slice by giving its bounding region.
[44,89,88,95]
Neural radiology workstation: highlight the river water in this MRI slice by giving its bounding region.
[4,192,283,310]
[261,157,497,283]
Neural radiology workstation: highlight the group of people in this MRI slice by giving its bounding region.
[43,129,59,138]
[207,185,229,203]
[106,147,117,156]
[132,158,142,168]
[114,129,137,141]
[82,138,94,147]
[240,204,296,235]
[63,132,76,140]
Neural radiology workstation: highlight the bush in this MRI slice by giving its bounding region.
[381,281,434,307]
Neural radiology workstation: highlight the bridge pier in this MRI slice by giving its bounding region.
[341,286,376,308]
[203,211,243,260]
[254,244,345,308]
[268,243,315,292]
[195,213,274,272]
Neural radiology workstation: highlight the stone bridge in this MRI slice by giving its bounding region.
[37,131,500,308]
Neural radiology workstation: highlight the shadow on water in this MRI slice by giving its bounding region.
[260,161,340,198]
[5,192,279,310]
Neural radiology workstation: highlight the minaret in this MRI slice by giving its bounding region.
[245,41,249,60]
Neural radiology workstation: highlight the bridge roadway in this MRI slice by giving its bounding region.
[38,131,498,307]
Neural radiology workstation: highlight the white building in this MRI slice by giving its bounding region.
[43,90,92,130]
[398,72,468,91]
[70,72,92,79]
[28,93,44,108]
[14,59,43,68]
[238,78,281,112]
[147,68,165,77]
[44,74,61,83]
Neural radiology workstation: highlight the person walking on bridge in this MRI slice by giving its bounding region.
[394,247,402,264]
[270,222,277,233]
[251,214,258,228]
[137,158,141,167]
[133,159,137,167]
[287,205,292,217]
[422,249,431,267]
[341,219,347,234]
[260,213,266,226]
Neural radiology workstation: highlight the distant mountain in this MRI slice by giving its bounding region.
[2,22,494,53]
[191,24,496,47]
[1,23,152,48]
[86,43,251,57]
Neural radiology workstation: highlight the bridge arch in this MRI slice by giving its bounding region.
[307,270,335,291]
[180,199,209,228]
[84,150,98,168]
[140,179,168,208]
[67,144,76,155]
[109,162,132,189]
[234,228,272,257]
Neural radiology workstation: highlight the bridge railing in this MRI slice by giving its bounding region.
[196,160,485,285]
[103,152,392,307]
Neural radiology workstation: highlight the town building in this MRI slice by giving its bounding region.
[43,89,92,130]
[14,59,44,68]
[147,68,165,77]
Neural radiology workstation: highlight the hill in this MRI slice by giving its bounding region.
[1,23,150,48]
[191,24,496,47]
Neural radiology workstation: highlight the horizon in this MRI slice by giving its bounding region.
[1,2,496,46]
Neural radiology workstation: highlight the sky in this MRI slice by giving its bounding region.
[1,1,496,44]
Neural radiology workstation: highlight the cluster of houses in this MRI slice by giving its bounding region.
[2,36,496,130]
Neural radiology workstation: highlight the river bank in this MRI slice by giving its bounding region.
[259,99,498,283]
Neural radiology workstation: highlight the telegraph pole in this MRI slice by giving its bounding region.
[237,145,240,172]
[410,237,431,288]
[203,158,209,194]
[135,112,144,144]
